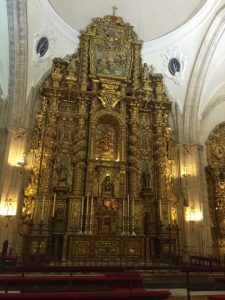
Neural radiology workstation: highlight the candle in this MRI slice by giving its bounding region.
[86,193,89,216]
[122,198,124,218]
[132,197,134,218]
[41,195,45,221]
[52,193,56,217]
[31,205,34,220]
[127,194,130,218]
[168,203,171,224]
[81,196,84,216]
[90,197,93,215]
[159,199,162,221]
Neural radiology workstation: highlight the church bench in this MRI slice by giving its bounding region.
[0,290,171,299]
[0,275,143,292]
[15,265,131,276]
[214,276,225,283]
[181,266,225,300]
[208,296,225,300]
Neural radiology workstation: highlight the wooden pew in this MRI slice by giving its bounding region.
[214,276,225,283]
[208,296,225,300]
[0,290,171,299]
[0,275,143,292]
[14,266,131,276]
[181,266,225,300]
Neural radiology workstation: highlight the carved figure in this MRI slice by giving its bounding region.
[141,172,151,188]
[102,176,114,196]
[52,208,65,234]
[22,197,34,219]
[142,63,149,81]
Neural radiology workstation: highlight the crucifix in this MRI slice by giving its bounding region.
[112,5,118,16]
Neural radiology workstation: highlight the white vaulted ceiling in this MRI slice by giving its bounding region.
[49,0,206,41]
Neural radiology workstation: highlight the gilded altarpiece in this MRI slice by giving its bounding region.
[19,14,178,264]
[206,122,225,255]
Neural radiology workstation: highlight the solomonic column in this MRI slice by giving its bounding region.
[128,100,140,235]
[72,97,88,196]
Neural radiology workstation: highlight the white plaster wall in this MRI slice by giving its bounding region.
[142,0,221,114]
[200,94,225,147]
[26,0,79,99]
[199,33,225,120]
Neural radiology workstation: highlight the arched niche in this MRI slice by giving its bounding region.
[90,113,123,162]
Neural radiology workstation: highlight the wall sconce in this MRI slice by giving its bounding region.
[0,198,16,226]
[17,153,27,167]
[17,153,27,174]
[185,206,202,222]
[182,165,190,177]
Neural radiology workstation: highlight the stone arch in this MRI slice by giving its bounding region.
[183,6,225,143]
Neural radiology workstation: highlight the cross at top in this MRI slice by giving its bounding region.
[112,5,118,16]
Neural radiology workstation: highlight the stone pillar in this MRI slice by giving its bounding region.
[180,144,213,256]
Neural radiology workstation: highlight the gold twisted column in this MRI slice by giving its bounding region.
[80,34,90,91]
[72,98,88,195]
[128,102,140,198]
[153,99,171,224]
[132,43,142,91]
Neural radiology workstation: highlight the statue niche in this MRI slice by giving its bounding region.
[53,155,71,188]
[96,123,117,161]
[101,175,114,196]
[140,161,151,189]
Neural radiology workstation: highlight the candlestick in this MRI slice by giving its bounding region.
[128,194,129,216]
[84,193,89,234]
[132,197,134,218]
[127,194,130,235]
[52,193,56,217]
[31,205,34,221]
[41,195,45,221]
[81,196,84,216]
[121,198,125,236]
[159,199,162,221]
[90,197,93,216]
[122,198,124,218]
[168,203,171,225]
[86,193,89,216]
[89,197,94,235]
[131,197,136,236]
[79,196,84,234]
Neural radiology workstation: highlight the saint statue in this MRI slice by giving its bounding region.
[102,176,114,196]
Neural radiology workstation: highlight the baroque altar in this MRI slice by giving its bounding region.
[19,13,179,264]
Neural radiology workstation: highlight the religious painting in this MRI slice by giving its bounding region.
[91,25,129,78]
[90,16,133,79]
[53,155,71,187]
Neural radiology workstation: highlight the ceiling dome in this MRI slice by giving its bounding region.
[49,0,207,41]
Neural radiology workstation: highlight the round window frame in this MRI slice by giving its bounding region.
[36,37,49,57]
[168,58,181,76]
